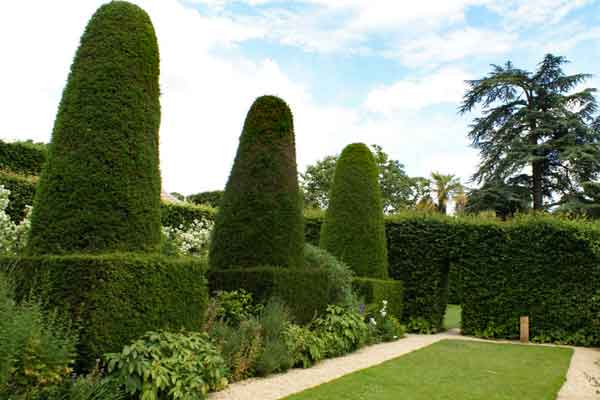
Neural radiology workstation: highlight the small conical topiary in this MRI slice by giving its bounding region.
[210,95,304,270]
[320,143,388,278]
[27,1,162,255]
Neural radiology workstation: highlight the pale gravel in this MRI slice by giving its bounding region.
[208,329,600,400]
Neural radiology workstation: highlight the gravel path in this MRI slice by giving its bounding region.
[208,330,600,400]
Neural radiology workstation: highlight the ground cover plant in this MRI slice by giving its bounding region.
[284,340,573,400]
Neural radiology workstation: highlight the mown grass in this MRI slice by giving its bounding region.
[444,304,462,330]
[284,340,572,400]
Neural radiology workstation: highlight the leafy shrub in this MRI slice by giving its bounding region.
[283,324,326,368]
[106,331,228,400]
[28,1,162,255]
[65,366,125,400]
[210,95,305,270]
[320,143,388,278]
[162,218,213,257]
[0,272,78,399]
[208,267,332,324]
[312,305,369,357]
[304,244,357,309]
[211,289,263,327]
[0,140,47,176]
[255,298,294,376]
[365,300,405,342]
[2,254,208,369]
[209,318,263,381]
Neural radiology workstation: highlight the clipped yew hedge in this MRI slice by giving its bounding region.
[28,1,162,255]
[2,254,208,369]
[352,277,403,320]
[210,96,304,270]
[456,216,600,345]
[320,143,388,279]
[0,140,47,176]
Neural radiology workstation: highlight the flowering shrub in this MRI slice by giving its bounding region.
[162,218,213,257]
[367,300,405,342]
[0,185,31,255]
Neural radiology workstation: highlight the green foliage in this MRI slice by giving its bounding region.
[312,305,369,357]
[255,298,294,376]
[460,54,600,210]
[0,172,36,223]
[465,179,530,219]
[304,211,323,245]
[208,267,330,324]
[457,215,600,346]
[211,289,263,327]
[106,331,228,400]
[320,143,388,279]
[304,244,357,309]
[0,140,47,176]
[209,318,263,381]
[210,95,304,270]
[283,324,326,368]
[386,213,453,332]
[352,277,403,320]
[65,373,125,400]
[430,172,462,214]
[187,190,224,208]
[28,1,162,255]
[2,254,208,369]
[365,300,405,342]
[300,155,337,209]
[0,272,78,399]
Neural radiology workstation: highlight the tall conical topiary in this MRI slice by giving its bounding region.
[210,96,304,269]
[27,1,161,255]
[320,143,388,278]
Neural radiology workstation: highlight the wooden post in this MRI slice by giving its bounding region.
[520,316,529,343]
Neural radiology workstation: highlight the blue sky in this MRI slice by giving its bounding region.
[1,0,599,194]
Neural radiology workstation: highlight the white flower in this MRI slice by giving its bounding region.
[380,311,387,317]
[369,317,377,326]
[382,300,388,305]
[393,335,398,339]
[163,217,214,257]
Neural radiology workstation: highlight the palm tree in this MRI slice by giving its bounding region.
[431,172,462,214]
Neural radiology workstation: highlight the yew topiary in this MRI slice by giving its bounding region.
[209,96,304,269]
[27,1,162,255]
[319,143,388,278]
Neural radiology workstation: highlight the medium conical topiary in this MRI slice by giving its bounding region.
[27,1,162,255]
[210,96,304,269]
[320,143,388,278]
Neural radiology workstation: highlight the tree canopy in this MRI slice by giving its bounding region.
[460,54,600,211]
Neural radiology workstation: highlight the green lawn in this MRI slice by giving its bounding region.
[444,304,462,330]
[284,340,573,400]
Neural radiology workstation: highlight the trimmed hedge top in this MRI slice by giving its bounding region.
[320,143,388,278]
[0,140,47,176]
[27,1,162,255]
[210,95,305,270]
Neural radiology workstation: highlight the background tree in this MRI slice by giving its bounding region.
[460,54,600,211]
[300,145,414,213]
[430,172,462,214]
[187,190,224,208]
[465,179,530,219]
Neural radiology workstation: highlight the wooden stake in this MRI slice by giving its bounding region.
[520,316,529,343]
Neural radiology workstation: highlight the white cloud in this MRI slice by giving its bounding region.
[487,0,593,27]
[389,28,517,68]
[364,68,471,114]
